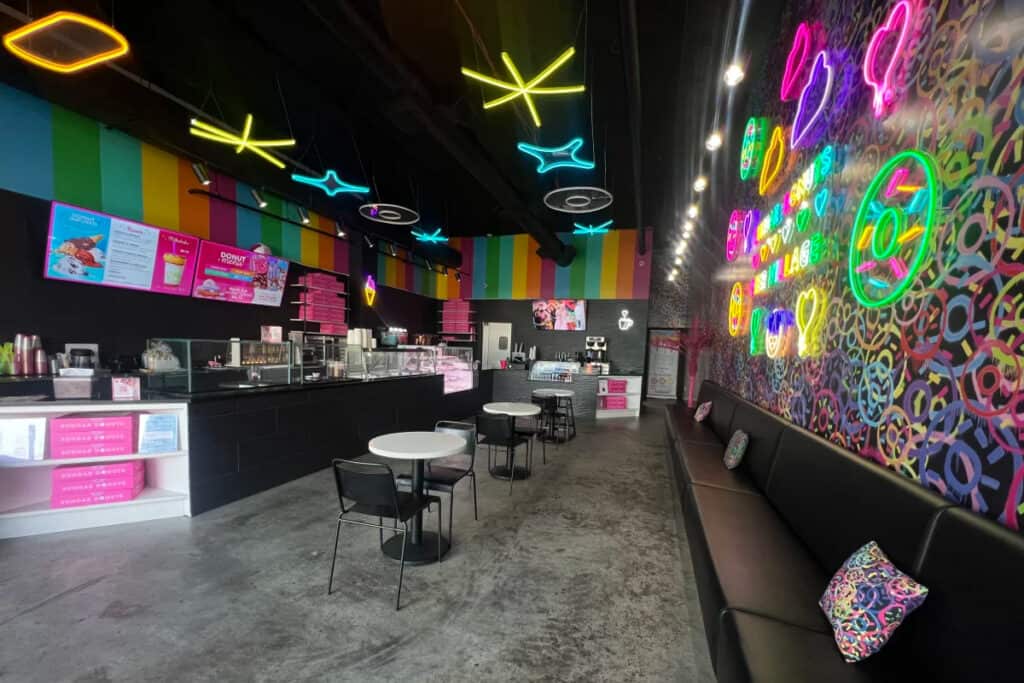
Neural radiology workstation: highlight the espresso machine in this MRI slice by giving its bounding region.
[584,336,610,375]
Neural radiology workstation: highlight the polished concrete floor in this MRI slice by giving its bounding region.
[0,406,713,682]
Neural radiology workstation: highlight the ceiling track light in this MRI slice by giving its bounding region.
[296,206,310,225]
[724,63,745,87]
[388,243,397,257]
[250,188,268,209]
[705,131,723,151]
[674,257,682,265]
[424,258,433,272]
[335,221,346,238]
[693,175,708,193]
[455,271,463,282]
[364,234,375,249]
[687,204,699,219]
[191,162,211,186]
[442,266,449,276]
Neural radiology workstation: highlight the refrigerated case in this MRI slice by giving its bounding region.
[142,338,293,394]
[345,346,476,393]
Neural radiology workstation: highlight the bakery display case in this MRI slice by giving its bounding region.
[343,345,476,393]
[436,346,475,394]
[142,338,294,394]
[290,332,348,383]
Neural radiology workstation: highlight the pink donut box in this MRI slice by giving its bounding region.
[49,414,138,459]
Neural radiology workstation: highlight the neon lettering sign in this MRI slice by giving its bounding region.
[863,1,914,118]
[517,137,595,173]
[461,47,586,128]
[740,117,769,181]
[848,149,939,308]
[189,115,295,170]
[795,287,827,357]
[291,170,369,196]
[791,51,834,149]
[759,126,786,196]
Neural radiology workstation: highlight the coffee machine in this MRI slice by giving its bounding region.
[584,336,610,375]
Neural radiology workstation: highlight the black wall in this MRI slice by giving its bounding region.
[472,299,648,374]
[354,283,437,336]
[0,189,330,365]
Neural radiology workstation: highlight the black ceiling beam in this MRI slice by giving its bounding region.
[309,0,575,267]
[618,0,646,255]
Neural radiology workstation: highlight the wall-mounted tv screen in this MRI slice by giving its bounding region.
[532,299,586,331]
[192,241,289,307]
[44,202,199,297]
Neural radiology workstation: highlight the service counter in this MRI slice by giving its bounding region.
[490,369,599,418]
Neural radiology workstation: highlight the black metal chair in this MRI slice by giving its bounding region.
[328,458,442,611]
[516,397,555,465]
[477,412,529,495]
[397,421,478,545]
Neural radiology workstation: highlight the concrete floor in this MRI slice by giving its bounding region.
[0,406,713,682]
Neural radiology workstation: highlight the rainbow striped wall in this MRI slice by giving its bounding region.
[0,84,348,274]
[376,229,651,300]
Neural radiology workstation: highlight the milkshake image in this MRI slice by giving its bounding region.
[163,253,186,286]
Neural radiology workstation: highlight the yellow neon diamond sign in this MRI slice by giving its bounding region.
[189,114,295,169]
[461,47,585,128]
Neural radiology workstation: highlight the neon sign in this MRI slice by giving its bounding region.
[780,22,818,101]
[749,308,767,356]
[517,137,594,173]
[740,117,769,181]
[189,115,295,170]
[461,47,585,128]
[759,126,786,196]
[363,275,377,307]
[728,282,751,337]
[573,220,613,235]
[764,309,796,359]
[411,228,449,244]
[3,11,129,74]
[291,170,369,196]
[726,211,744,261]
[848,149,939,308]
[791,51,834,149]
[795,287,827,357]
[863,1,914,118]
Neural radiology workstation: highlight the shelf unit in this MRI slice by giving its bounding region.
[0,401,191,538]
[438,299,476,343]
[595,376,643,419]
[289,268,349,336]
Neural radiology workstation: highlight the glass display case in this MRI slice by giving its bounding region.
[142,338,293,394]
[289,331,348,383]
[436,346,476,394]
[344,345,476,393]
[529,360,580,383]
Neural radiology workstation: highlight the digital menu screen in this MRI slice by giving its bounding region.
[191,241,289,307]
[44,202,199,296]
[532,299,587,331]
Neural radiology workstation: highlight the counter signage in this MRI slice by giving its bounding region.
[191,240,289,307]
[44,202,199,296]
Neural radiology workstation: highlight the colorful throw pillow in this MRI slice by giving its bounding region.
[694,401,712,422]
[819,541,928,663]
[723,430,749,469]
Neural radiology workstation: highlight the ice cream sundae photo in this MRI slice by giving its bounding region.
[51,234,105,279]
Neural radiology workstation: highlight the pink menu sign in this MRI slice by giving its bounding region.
[44,202,199,296]
[191,241,289,307]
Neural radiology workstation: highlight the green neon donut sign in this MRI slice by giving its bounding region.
[740,117,769,181]
[848,149,939,308]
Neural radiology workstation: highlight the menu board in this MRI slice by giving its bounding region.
[44,202,199,296]
[191,241,289,307]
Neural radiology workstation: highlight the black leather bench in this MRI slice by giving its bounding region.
[665,380,1024,682]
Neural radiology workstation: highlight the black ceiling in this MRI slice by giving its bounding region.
[0,0,785,277]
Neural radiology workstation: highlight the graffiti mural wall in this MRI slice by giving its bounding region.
[706,0,1024,531]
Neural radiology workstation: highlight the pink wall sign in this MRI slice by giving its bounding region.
[44,202,199,296]
[191,241,289,307]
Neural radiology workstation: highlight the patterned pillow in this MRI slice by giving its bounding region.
[694,401,712,422]
[723,430,749,469]
[820,541,928,663]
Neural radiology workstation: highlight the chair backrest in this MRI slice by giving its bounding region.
[332,458,400,515]
[435,420,476,470]
[477,412,514,440]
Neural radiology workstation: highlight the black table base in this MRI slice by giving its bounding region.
[489,464,532,480]
[382,531,449,564]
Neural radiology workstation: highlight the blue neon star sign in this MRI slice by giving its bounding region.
[411,227,449,244]
[572,219,612,235]
[291,169,370,197]
[516,137,595,174]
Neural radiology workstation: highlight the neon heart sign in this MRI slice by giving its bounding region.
[780,22,819,101]
[863,0,914,118]
[791,51,834,149]
[795,287,827,357]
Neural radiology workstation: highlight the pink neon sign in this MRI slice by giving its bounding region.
[863,0,914,118]
[780,22,818,101]
[726,211,744,262]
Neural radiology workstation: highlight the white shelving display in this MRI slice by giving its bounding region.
[595,375,643,419]
[0,401,191,539]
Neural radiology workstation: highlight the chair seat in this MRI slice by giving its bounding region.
[479,434,529,448]
[398,466,470,490]
[347,492,440,522]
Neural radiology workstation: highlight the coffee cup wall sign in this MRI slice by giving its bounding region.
[358,203,420,226]
[543,186,614,214]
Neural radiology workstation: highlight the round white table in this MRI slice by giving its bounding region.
[369,431,465,563]
[531,388,575,398]
[483,402,541,480]
[532,389,577,440]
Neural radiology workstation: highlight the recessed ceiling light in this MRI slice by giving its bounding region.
[693,176,708,193]
[675,243,685,255]
[705,131,723,151]
[674,257,682,265]
[724,63,745,87]
[684,219,694,230]
[687,204,699,219]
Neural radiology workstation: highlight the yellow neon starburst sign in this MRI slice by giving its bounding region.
[189,114,295,169]
[461,47,585,128]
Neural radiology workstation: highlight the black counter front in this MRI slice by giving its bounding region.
[182,372,492,514]
[491,370,599,418]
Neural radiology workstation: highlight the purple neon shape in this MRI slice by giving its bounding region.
[791,50,834,149]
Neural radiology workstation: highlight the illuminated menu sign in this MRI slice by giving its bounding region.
[191,241,289,307]
[44,202,199,296]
